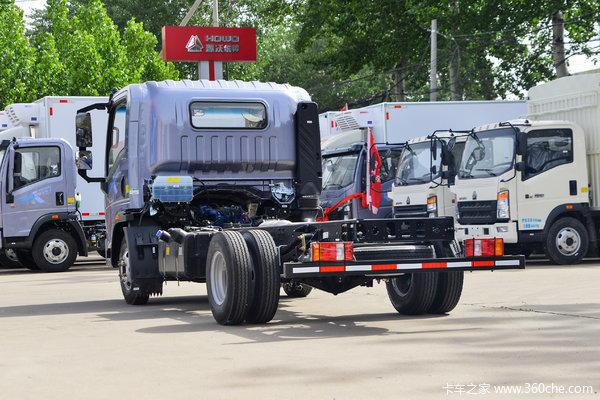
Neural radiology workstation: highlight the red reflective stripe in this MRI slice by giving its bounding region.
[99,212,105,216]
[372,264,396,270]
[394,105,402,108]
[321,266,344,272]
[49,107,53,116]
[59,99,68,103]
[81,213,90,216]
[423,262,447,269]
[473,261,495,267]
[386,112,389,120]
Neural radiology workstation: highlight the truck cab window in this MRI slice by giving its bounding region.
[379,149,403,183]
[523,129,573,180]
[13,146,61,190]
[108,105,127,171]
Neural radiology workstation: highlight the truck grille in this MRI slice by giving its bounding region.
[457,200,497,224]
[394,205,428,218]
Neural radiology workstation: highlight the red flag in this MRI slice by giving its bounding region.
[366,128,382,215]
[340,103,348,111]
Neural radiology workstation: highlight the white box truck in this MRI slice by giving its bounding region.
[2,96,109,257]
[320,101,526,220]
[452,71,600,264]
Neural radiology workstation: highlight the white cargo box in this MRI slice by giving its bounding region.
[320,101,527,145]
[528,72,600,209]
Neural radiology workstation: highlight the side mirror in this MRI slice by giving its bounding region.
[516,131,526,156]
[6,147,15,201]
[76,112,93,148]
[447,137,456,151]
[430,165,437,175]
[13,151,22,175]
[76,150,93,170]
[431,139,437,160]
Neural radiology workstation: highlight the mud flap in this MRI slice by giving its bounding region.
[123,226,161,280]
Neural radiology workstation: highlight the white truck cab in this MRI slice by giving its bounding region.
[391,132,468,219]
[452,119,587,263]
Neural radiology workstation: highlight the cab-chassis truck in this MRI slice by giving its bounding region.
[0,138,88,271]
[453,71,600,264]
[75,80,524,325]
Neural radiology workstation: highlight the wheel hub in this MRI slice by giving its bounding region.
[119,248,132,290]
[392,274,412,297]
[209,251,228,306]
[43,239,69,264]
[556,227,581,256]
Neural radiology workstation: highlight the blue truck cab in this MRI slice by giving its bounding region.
[0,138,87,271]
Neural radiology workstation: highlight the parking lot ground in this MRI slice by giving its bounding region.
[0,256,598,399]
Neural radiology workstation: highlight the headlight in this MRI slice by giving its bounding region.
[427,195,437,217]
[497,190,510,220]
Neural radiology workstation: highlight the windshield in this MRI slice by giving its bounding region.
[322,153,359,190]
[395,142,440,186]
[459,128,515,179]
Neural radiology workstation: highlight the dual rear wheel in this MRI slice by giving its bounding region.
[206,230,280,325]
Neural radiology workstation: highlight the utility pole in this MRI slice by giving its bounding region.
[430,19,437,102]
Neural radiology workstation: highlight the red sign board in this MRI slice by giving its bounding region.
[162,26,257,62]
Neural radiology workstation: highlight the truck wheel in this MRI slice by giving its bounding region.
[0,249,23,269]
[242,230,280,323]
[545,217,588,265]
[386,272,437,315]
[16,250,38,270]
[428,271,464,314]
[282,282,313,298]
[118,237,150,305]
[206,231,252,325]
[32,230,78,272]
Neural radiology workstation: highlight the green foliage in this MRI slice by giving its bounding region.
[0,3,33,107]
[0,0,178,108]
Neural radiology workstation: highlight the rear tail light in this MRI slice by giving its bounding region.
[465,238,504,257]
[311,242,354,261]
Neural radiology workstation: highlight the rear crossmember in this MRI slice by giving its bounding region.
[283,256,525,278]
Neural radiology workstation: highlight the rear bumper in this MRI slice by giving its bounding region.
[282,255,525,279]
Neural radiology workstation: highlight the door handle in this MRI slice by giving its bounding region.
[56,192,64,206]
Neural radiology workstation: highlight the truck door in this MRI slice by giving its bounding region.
[518,128,576,231]
[104,101,129,243]
[2,144,69,238]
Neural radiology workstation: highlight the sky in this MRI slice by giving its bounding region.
[14,0,599,75]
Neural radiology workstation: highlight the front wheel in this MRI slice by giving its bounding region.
[32,230,78,272]
[0,249,23,269]
[118,237,150,305]
[386,272,438,315]
[545,217,588,265]
[282,282,313,298]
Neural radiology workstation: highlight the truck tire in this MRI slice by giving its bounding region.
[0,249,23,269]
[282,282,313,298]
[16,250,38,270]
[242,230,280,324]
[544,217,588,265]
[386,272,438,315]
[428,271,464,314]
[118,237,150,305]
[32,230,78,272]
[206,231,252,325]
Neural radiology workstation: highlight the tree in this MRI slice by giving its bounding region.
[0,2,34,108]
[26,0,178,99]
